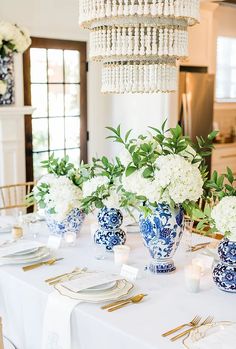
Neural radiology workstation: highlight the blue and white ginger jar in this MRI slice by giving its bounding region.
[46,208,85,236]
[94,207,126,251]
[212,238,236,293]
[139,203,184,273]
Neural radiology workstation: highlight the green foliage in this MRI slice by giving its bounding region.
[41,153,75,177]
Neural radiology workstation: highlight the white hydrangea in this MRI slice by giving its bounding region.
[34,174,83,221]
[122,169,162,203]
[155,154,203,204]
[211,196,236,241]
[103,190,121,209]
[0,22,31,54]
[122,154,203,206]
[82,176,109,197]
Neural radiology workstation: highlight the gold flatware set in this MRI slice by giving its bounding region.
[101,294,147,312]
[162,315,214,341]
[22,257,64,271]
[45,267,87,285]
[187,242,211,252]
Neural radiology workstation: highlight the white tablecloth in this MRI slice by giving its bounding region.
[0,218,235,349]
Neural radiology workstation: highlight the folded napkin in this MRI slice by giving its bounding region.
[191,324,236,349]
[0,240,45,258]
[42,291,82,349]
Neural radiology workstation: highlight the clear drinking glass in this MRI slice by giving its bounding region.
[183,218,194,254]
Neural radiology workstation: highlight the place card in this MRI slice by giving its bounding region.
[120,264,139,281]
[62,272,123,293]
[47,235,62,250]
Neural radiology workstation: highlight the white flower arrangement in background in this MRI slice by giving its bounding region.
[0,21,31,57]
[211,197,236,241]
[0,80,7,95]
[33,174,83,221]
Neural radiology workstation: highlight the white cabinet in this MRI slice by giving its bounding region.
[181,8,216,71]
[212,143,236,175]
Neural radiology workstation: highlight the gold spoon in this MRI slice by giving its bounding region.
[108,294,147,312]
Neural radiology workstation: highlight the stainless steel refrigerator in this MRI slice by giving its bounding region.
[178,71,215,172]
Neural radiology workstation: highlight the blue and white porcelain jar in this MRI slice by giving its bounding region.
[46,208,85,236]
[139,203,184,273]
[94,207,126,251]
[212,238,236,293]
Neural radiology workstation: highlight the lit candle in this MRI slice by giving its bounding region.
[64,231,77,246]
[192,257,205,274]
[113,245,130,266]
[12,225,23,240]
[185,264,201,293]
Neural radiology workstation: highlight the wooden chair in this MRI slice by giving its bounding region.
[0,182,36,212]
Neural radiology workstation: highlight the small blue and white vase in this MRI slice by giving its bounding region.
[94,207,126,251]
[212,238,236,293]
[46,208,85,236]
[139,203,184,273]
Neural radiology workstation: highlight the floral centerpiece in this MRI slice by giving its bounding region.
[29,154,86,236]
[107,122,216,272]
[0,21,31,104]
[81,156,128,251]
[197,169,236,293]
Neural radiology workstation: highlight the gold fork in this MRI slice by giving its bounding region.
[107,294,147,312]
[162,315,201,337]
[170,316,214,341]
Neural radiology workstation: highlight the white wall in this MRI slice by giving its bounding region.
[1,0,111,161]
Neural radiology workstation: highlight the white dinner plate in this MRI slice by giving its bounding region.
[3,337,16,349]
[0,247,51,265]
[81,281,117,293]
[55,279,134,303]
[183,321,235,349]
[6,247,40,257]
[0,224,12,234]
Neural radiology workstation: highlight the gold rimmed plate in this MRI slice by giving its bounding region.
[54,279,134,303]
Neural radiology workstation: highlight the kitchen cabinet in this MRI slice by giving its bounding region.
[212,143,236,175]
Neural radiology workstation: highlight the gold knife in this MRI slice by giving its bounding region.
[23,258,64,272]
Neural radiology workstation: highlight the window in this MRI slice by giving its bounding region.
[216,36,236,102]
[23,38,87,180]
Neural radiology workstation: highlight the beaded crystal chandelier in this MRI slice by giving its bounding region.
[79,1,200,93]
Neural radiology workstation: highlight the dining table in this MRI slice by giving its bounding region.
[0,216,235,349]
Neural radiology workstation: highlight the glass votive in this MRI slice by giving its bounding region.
[185,264,201,293]
[64,231,77,247]
[192,257,205,275]
[113,245,131,266]
[90,223,98,238]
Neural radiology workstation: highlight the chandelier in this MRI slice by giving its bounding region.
[79,1,200,93]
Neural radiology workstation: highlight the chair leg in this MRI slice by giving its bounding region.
[0,318,4,349]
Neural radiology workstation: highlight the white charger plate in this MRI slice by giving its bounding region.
[0,247,51,265]
[183,321,235,349]
[55,279,134,303]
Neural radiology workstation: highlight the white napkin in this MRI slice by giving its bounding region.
[42,291,82,349]
[191,324,236,349]
[0,240,45,258]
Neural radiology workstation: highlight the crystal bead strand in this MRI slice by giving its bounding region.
[152,28,157,55]
[146,27,152,56]
[112,0,118,16]
[124,0,129,16]
[140,25,145,55]
[133,27,139,56]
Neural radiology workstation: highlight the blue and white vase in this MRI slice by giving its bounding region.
[139,203,184,273]
[212,238,236,293]
[94,207,126,251]
[46,208,85,236]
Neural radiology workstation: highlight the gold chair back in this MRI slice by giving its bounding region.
[0,317,4,349]
[0,182,36,212]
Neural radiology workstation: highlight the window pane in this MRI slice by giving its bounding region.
[50,150,65,159]
[230,84,236,99]
[66,148,80,166]
[32,119,48,151]
[30,48,47,83]
[65,117,80,148]
[49,117,64,150]
[48,49,63,83]
[49,84,64,116]
[65,84,80,116]
[31,84,48,117]
[33,152,48,180]
[64,50,80,83]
